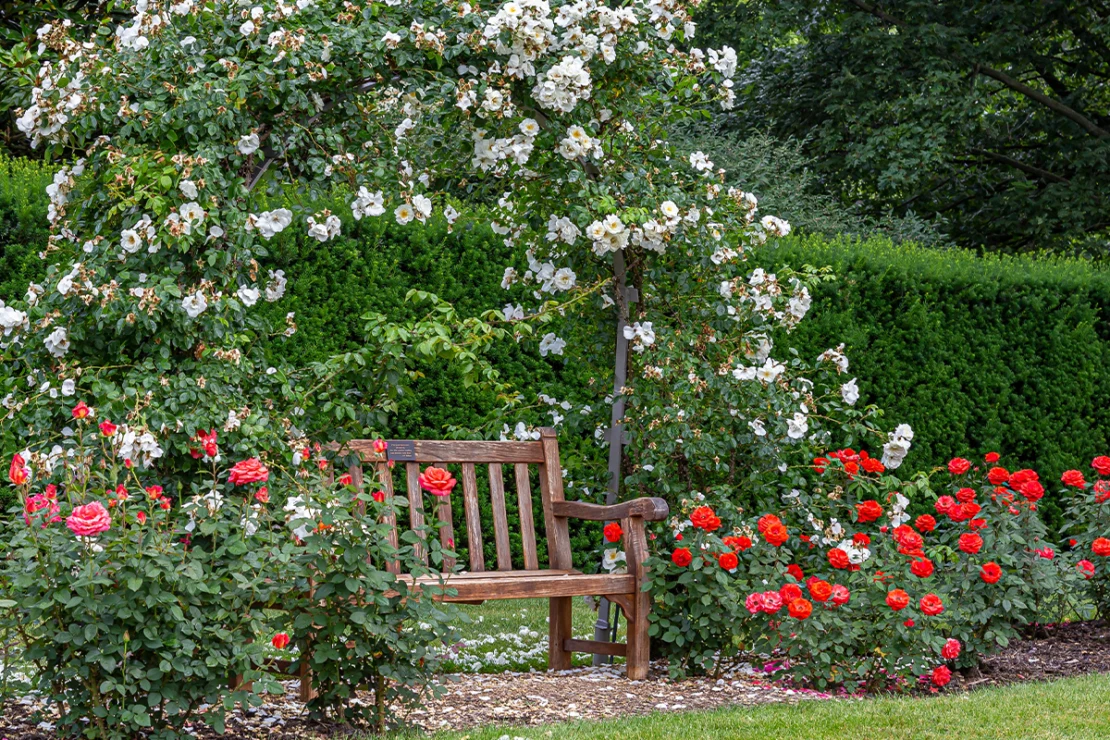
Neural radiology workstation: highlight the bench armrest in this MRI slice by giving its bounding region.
[551,497,669,522]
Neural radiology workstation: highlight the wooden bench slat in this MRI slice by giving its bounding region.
[437,489,456,572]
[563,638,627,657]
[405,462,428,565]
[376,462,401,575]
[488,463,513,570]
[346,439,546,464]
[514,463,539,570]
[398,572,635,601]
[461,462,484,572]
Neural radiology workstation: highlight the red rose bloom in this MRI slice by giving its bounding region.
[920,594,944,616]
[723,535,752,551]
[1008,468,1039,488]
[1018,480,1045,502]
[757,514,783,534]
[719,552,739,570]
[671,548,693,567]
[1096,480,1110,503]
[1093,538,1110,557]
[932,665,952,687]
[809,580,833,602]
[893,525,922,549]
[780,583,803,602]
[604,522,623,542]
[958,532,983,554]
[1036,547,1055,560]
[911,558,934,578]
[1078,560,1096,578]
[942,638,961,660]
[904,619,915,628]
[861,455,885,474]
[255,488,270,504]
[418,466,457,496]
[763,522,789,547]
[855,500,883,524]
[987,467,1010,485]
[271,633,290,650]
[853,532,872,546]
[980,562,1002,583]
[690,505,722,532]
[1061,470,1086,488]
[886,589,910,611]
[827,547,850,569]
[915,514,936,533]
[787,597,813,620]
[955,488,975,504]
[948,457,971,475]
[969,518,988,531]
[99,420,118,437]
[831,584,850,605]
[813,457,829,474]
[338,473,354,486]
[72,401,90,419]
[935,496,956,516]
[228,458,270,485]
[1092,456,1110,476]
[984,452,1000,463]
[8,453,28,486]
[786,564,804,581]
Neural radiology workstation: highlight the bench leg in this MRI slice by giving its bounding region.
[626,587,651,680]
[548,596,573,671]
[298,659,316,702]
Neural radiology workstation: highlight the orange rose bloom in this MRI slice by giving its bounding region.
[787,597,813,620]
[885,589,910,611]
[808,580,833,602]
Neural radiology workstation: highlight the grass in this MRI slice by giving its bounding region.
[394,673,1110,740]
[441,597,626,673]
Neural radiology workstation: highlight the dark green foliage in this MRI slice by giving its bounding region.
[697,0,1110,256]
[0,155,50,299]
[762,234,1110,525]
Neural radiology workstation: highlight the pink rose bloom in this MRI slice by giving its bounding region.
[744,592,765,615]
[760,590,783,613]
[228,458,269,485]
[66,501,111,537]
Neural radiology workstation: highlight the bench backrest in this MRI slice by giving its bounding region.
[342,427,572,574]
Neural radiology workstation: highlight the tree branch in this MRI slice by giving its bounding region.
[967,148,1070,183]
[845,0,1110,140]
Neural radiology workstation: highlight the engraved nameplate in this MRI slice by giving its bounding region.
[387,440,416,461]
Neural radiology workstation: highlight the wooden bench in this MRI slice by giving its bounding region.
[331,427,668,687]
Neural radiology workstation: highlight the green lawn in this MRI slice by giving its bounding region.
[441,597,625,673]
[405,673,1110,740]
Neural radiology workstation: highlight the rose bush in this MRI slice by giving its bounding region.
[1061,457,1110,618]
[2,409,459,737]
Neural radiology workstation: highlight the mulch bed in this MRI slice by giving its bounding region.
[3,620,1109,739]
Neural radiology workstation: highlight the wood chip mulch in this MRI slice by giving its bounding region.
[3,620,1109,738]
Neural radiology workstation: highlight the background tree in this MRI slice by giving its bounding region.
[697,0,1110,256]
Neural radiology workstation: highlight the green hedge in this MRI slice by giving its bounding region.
[6,159,1110,537]
[762,235,1110,525]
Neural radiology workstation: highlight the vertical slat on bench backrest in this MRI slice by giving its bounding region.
[436,493,456,572]
[538,428,572,570]
[514,462,539,570]
[405,462,428,565]
[375,461,401,575]
[461,463,485,571]
[487,463,512,570]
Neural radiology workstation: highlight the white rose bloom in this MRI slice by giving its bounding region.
[0,302,28,336]
[179,202,205,225]
[61,378,76,396]
[539,332,566,356]
[179,179,198,199]
[351,187,385,219]
[44,326,70,357]
[503,303,524,321]
[237,286,260,307]
[755,358,785,384]
[182,293,208,319]
[238,132,260,155]
[660,200,679,219]
[412,194,433,221]
[239,20,256,37]
[786,411,808,440]
[552,267,576,291]
[120,229,142,253]
[748,419,766,437]
[394,203,415,224]
[841,378,860,406]
[501,266,517,289]
[265,270,287,302]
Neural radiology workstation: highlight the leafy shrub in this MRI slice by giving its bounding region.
[3,409,460,737]
[1060,459,1110,619]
